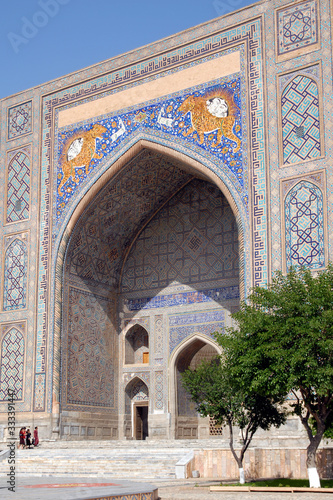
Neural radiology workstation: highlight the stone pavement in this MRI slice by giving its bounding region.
[155,479,333,499]
[1,476,333,500]
[0,475,157,500]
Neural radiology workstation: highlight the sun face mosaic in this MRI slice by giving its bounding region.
[56,78,243,221]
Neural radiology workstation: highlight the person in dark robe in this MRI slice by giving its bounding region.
[26,428,32,448]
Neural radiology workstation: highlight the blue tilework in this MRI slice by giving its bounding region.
[282,75,320,164]
[169,310,225,326]
[3,239,27,311]
[0,328,24,401]
[127,286,239,311]
[285,181,325,269]
[56,79,243,221]
[66,288,116,408]
[277,1,319,57]
[7,100,33,140]
[170,323,224,355]
[121,179,239,293]
[6,150,30,223]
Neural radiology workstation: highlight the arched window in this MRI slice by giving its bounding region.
[285,181,325,270]
[125,325,149,365]
[0,328,24,400]
[281,76,320,165]
[4,239,28,311]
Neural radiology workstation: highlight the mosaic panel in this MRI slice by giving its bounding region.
[56,78,243,222]
[169,309,225,355]
[121,180,239,293]
[154,372,164,410]
[0,328,24,401]
[66,288,115,408]
[154,316,163,355]
[6,148,31,223]
[7,100,33,140]
[170,323,224,355]
[3,236,28,311]
[281,75,320,165]
[127,286,239,311]
[285,181,325,269]
[276,1,319,58]
[33,373,46,412]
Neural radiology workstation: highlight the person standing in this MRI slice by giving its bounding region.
[18,428,25,449]
[26,428,32,448]
[33,426,39,447]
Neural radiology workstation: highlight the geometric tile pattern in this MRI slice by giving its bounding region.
[169,309,225,355]
[121,179,239,292]
[6,150,30,223]
[67,150,193,287]
[277,1,319,57]
[154,316,163,355]
[282,76,320,165]
[67,288,115,408]
[285,181,325,269]
[7,101,33,140]
[0,328,24,401]
[3,238,28,311]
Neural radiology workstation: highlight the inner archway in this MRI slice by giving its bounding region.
[173,337,221,439]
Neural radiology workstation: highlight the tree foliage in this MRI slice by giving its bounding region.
[181,358,286,482]
[217,265,333,485]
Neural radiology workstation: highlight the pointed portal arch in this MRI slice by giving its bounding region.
[169,334,221,439]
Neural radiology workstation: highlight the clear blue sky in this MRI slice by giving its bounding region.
[1,0,256,99]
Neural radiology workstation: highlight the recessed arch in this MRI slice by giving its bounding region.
[51,137,247,426]
[169,333,221,439]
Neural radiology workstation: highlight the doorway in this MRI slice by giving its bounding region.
[134,402,148,440]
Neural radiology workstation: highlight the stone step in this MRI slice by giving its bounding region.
[0,446,189,479]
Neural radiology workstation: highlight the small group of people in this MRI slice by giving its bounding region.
[18,426,39,449]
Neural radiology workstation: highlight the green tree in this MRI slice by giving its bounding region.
[181,358,286,483]
[217,266,333,488]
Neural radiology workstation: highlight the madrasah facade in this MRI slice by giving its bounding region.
[0,0,331,443]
